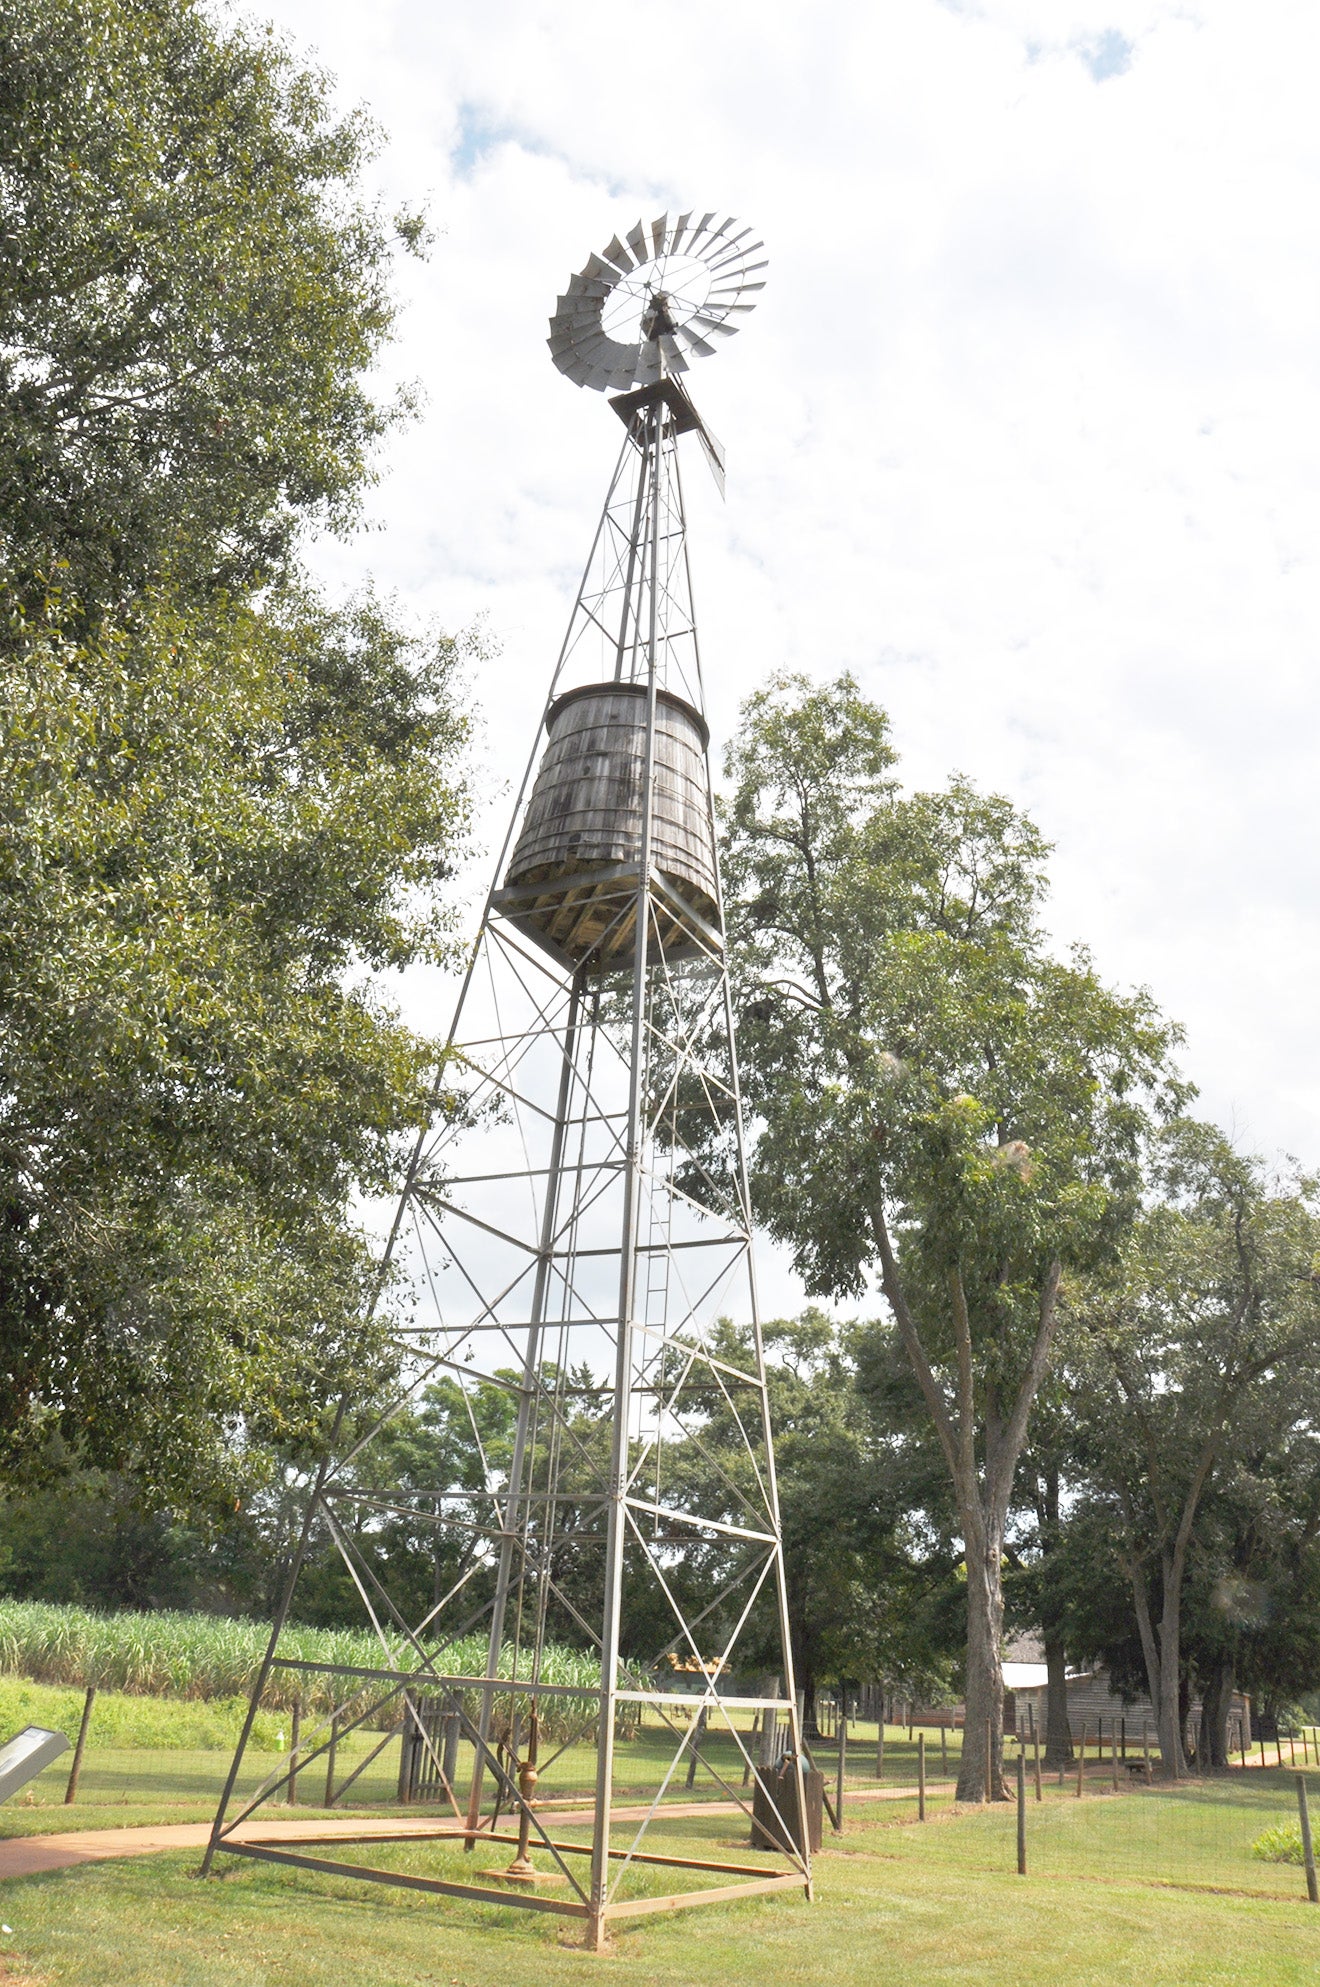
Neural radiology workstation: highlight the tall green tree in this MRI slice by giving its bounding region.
[0,0,477,1514]
[1066,1122,1320,1774]
[0,0,418,606]
[723,672,1181,1799]
[0,585,474,1506]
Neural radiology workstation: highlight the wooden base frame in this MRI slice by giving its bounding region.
[216,1824,808,1951]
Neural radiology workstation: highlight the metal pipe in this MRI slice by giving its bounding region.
[588,398,664,1953]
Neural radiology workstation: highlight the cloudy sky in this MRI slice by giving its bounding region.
[257,0,1320,1295]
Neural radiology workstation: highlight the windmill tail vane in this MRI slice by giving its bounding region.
[204,212,810,1951]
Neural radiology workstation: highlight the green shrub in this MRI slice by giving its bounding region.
[1252,1823,1304,1865]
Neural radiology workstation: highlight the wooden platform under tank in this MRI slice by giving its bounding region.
[491,859,723,975]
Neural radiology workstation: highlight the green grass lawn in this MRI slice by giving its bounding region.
[2,1795,1320,1986]
[3,1702,1319,1984]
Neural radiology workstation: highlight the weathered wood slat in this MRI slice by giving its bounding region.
[500,683,719,970]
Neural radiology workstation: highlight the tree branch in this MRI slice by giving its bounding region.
[992,1258,1062,1528]
[871,1199,963,1494]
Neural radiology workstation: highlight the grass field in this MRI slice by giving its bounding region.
[1,1780,1320,1985]
[3,1680,1319,1982]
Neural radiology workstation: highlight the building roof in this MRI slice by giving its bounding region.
[1003,1663,1049,1690]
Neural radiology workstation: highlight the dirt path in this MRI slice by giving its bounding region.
[0,1778,955,1883]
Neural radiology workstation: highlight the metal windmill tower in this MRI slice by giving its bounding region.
[204,212,811,1950]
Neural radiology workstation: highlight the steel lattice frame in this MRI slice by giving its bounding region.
[204,312,809,1953]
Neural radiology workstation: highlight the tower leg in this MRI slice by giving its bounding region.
[464,971,585,1848]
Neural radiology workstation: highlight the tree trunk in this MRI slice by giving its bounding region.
[1043,1631,1072,1767]
[799,1657,820,1739]
[869,1214,1059,1810]
[1197,1653,1234,1773]
[1155,1566,1188,1777]
[958,1516,1006,1802]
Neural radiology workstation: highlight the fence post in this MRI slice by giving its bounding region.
[288,1697,301,1806]
[323,1714,339,1808]
[397,1705,415,1804]
[1143,1722,1152,1780]
[1032,1717,1042,1802]
[1076,1723,1087,1799]
[685,1705,707,1791]
[1111,1725,1120,1792]
[64,1686,97,1806]
[1296,1774,1318,1904]
[941,1723,948,1777]
[834,1709,846,1833]
[876,1714,884,1782]
[1017,1750,1027,1875]
[918,1731,926,1822]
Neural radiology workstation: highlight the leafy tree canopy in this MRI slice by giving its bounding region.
[0,583,475,1505]
[1063,1122,1320,1770]
[0,0,419,605]
[723,670,1183,1798]
[0,0,477,1514]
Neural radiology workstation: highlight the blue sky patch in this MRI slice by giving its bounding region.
[1075,29,1134,81]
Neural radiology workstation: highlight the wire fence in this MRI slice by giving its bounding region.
[825,1719,1320,1905]
[10,1697,1320,1915]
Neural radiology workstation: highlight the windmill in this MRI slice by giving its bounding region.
[203,212,811,1951]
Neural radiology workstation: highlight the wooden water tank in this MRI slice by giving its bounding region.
[493,682,720,972]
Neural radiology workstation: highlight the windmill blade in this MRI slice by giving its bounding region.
[554,330,623,383]
[564,328,623,367]
[709,257,769,284]
[549,321,601,356]
[702,219,741,255]
[553,309,607,338]
[583,252,622,285]
[706,223,752,258]
[548,212,766,390]
[658,334,690,374]
[554,295,604,324]
[672,325,720,361]
[687,314,740,339]
[697,422,726,500]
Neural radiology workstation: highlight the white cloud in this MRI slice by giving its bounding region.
[259,0,1320,1304]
